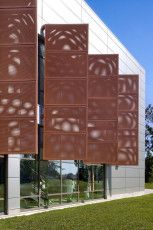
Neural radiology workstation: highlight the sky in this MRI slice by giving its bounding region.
[86,0,153,106]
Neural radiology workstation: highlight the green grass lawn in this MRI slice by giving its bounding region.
[145,182,153,189]
[0,194,153,230]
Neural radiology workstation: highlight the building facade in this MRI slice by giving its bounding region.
[0,0,145,215]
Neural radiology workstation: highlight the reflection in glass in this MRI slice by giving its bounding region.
[93,165,104,190]
[48,195,61,205]
[62,193,78,203]
[78,162,105,201]
[40,161,61,194]
[20,159,38,197]
[20,158,105,209]
[39,161,61,207]
[20,198,38,209]
[62,161,78,203]
[78,161,91,200]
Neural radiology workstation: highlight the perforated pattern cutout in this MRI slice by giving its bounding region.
[88,55,118,77]
[0,9,36,45]
[88,121,117,142]
[43,24,88,160]
[44,133,86,160]
[0,82,36,117]
[45,107,86,132]
[118,112,138,129]
[45,24,88,52]
[118,95,138,111]
[86,143,117,164]
[0,1,37,154]
[45,79,87,105]
[86,54,118,164]
[118,75,138,94]
[0,118,36,153]
[88,99,117,120]
[0,46,36,81]
[89,78,117,98]
[45,53,87,77]
[117,75,138,165]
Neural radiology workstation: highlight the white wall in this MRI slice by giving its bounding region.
[37,0,145,195]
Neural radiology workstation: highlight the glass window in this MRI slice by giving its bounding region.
[20,159,38,197]
[39,161,61,207]
[92,165,105,199]
[93,165,104,191]
[62,161,78,203]
[20,157,105,209]
[78,162,105,201]
[78,161,92,201]
[40,161,61,194]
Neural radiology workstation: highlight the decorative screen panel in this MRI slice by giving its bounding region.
[86,54,118,164]
[0,0,36,8]
[0,118,36,153]
[0,46,36,81]
[87,143,117,164]
[117,75,138,165]
[45,24,88,52]
[45,53,87,77]
[0,1,37,154]
[0,9,36,44]
[88,55,118,77]
[45,107,86,133]
[88,121,117,142]
[44,133,86,160]
[45,79,87,105]
[43,24,88,160]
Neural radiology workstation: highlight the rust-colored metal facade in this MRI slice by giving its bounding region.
[43,24,139,165]
[0,0,37,154]
[117,75,139,165]
[86,55,119,164]
[43,24,88,160]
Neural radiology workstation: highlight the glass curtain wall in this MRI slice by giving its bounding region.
[20,155,39,209]
[20,156,105,209]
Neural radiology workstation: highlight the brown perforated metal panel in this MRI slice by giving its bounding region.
[0,82,36,117]
[87,143,117,164]
[46,53,87,77]
[117,75,138,165]
[88,121,117,142]
[43,24,88,160]
[88,99,117,120]
[45,107,86,133]
[89,77,117,98]
[0,46,36,81]
[0,1,37,154]
[44,133,86,160]
[88,54,118,77]
[0,118,36,153]
[45,79,87,105]
[0,9,36,45]
[85,54,118,164]
[0,0,36,8]
[45,24,88,52]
